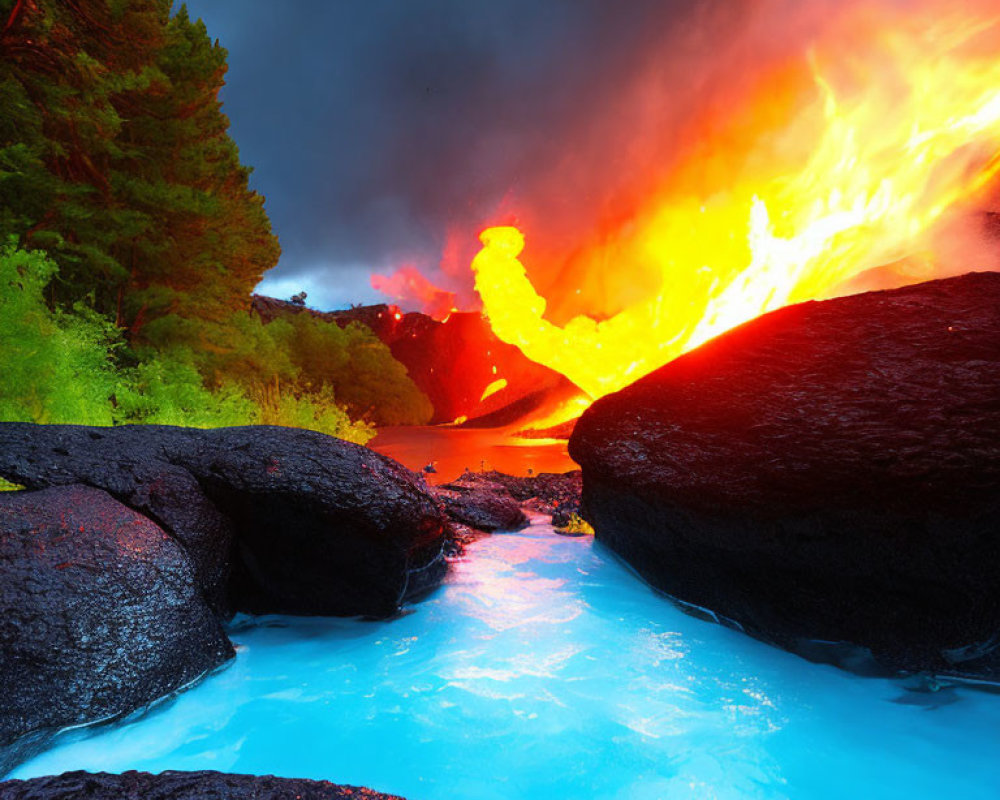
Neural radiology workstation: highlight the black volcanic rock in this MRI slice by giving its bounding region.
[471,470,582,505]
[174,426,450,616]
[433,480,528,533]
[0,487,233,775]
[430,469,584,532]
[252,296,580,425]
[0,771,405,799]
[570,272,1000,678]
[0,426,235,616]
[0,424,450,618]
[466,470,584,527]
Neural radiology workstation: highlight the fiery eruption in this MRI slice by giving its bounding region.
[471,5,1000,403]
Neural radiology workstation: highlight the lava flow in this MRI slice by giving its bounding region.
[471,5,1000,404]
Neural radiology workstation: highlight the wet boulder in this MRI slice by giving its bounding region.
[0,770,405,799]
[570,272,1000,678]
[0,424,451,618]
[0,425,234,616]
[0,486,233,775]
[173,426,450,616]
[433,476,528,533]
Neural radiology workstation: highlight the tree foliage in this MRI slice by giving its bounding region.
[265,313,434,426]
[0,1,431,438]
[0,0,278,326]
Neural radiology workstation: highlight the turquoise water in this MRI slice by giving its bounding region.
[11,514,1000,799]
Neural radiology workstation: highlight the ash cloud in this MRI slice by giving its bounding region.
[183,0,1000,311]
[181,0,705,308]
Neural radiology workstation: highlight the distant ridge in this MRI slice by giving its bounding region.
[251,296,581,427]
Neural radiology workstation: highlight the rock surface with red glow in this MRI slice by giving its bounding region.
[570,272,1000,678]
[0,424,450,619]
[0,486,233,775]
[0,771,405,800]
[465,470,584,528]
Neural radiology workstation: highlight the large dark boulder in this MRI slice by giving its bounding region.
[0,425,450,618]
[0,425,235,616]
[0,771,405,799]
[0,486,233,775]
[570,272,1000,678]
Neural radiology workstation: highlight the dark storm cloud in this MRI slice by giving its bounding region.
[180,0,694,309]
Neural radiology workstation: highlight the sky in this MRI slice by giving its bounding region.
[179,0,963,314]
[179,0,707,310]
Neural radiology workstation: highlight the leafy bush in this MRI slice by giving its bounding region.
[275,313,433,426]
[0,242,376,444]
[259,385,375,445]
[113,357,257,429]
[0,241,117,425]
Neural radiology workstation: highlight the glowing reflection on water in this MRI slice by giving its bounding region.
[370,425,576,483]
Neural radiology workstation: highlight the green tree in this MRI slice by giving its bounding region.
[0,0,169,310]
[0,1,414,441]
[269,313,434,426]
[0,0,279,332]
[112,5,279,341]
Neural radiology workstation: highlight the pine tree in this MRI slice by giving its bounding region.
[111,5,279,343]
[0,0,279,331]
[0,1,431,434]
[0,0,169,309]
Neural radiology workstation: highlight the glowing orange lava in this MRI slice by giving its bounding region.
[471,7,1000,402]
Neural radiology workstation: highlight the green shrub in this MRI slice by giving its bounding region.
[0,241,118,425]
[0,242,376,444]
[261,385,375,445]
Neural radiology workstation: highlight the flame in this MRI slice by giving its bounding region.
[519,393,592,433]
[480,378,508,402]
[471,8,1000,401]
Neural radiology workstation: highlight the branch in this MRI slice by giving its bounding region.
[1,0,26,38]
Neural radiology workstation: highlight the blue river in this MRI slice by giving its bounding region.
[11,514,1000,799]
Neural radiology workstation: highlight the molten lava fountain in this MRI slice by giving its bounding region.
[470,3,1000,413]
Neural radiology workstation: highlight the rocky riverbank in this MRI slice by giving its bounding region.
[0,770,405,800]
[0,422,581,778]
[0,424,452,775]
[429,468,584,538]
